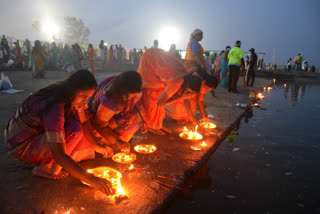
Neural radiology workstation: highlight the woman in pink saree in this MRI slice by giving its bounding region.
[4,70,114,195]
[87,71,147,152]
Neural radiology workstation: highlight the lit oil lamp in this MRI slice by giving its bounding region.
[267,86,273,90]
[201,141,207,146]
[252,102,260,107]
[128,164,134,170]
[112,152,137,164]
[134,144,157,154]
[256,93,264,100]
[200,121,217,129]
[179,125,203,141]
[273,78,276,84]
[284,84,287,87]
[84,166,125,197]
[191,146,201,151]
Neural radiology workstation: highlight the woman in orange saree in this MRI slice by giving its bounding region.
[137,48,187,135]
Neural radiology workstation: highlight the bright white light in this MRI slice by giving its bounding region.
[42,23,59,37]
[158,26,180,51]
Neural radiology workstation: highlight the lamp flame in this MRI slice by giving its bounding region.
[129,164,134,170]
[180,126,203,140]
[117,177,125,196]
[256,93,264,100]
[201,141,207,146]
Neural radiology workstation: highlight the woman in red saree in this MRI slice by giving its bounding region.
[88,44,96,74]
[4,70,114,195]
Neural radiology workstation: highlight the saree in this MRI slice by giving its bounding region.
[219,58,228,88]
[4,99,94,172]
[137,48,186,129]
[87,76,142,142]
[32,50,45,78]
[185,40,206,69]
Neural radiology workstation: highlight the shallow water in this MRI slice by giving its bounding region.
[165,81,320,214]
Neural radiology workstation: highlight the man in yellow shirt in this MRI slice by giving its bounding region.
[227,40,245,93]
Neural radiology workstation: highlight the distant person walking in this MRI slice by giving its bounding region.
[246,48,258,86]
[185,29,206,69]
[88,44,96,74]
[227,40,245,93]
[287,58,292,71]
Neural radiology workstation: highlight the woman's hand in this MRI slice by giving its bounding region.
[95,145,114,158]
[87,174,115,195]
[141,121,148,134]
[117,140,131,153]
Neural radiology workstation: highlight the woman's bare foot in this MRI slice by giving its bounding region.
[149,129,166,135]
[161,127,172,134]
[32,166,69,180]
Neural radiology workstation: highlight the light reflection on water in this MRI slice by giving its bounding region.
[165,81,320,214]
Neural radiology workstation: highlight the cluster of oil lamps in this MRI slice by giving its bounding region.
[85,118,217,196]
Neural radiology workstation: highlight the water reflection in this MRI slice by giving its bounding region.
[180,165,212,198]
[280,82,307,106]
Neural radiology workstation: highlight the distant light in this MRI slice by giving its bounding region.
[42,23,59,37]
[158,26,180,51]
[104,42,108,46]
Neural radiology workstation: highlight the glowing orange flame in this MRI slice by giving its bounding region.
[201,141,207,146]
[273,78,276,83]
[129,164,134,170]
[117,174,125,196]
[200,122,217,129]
[84,167,125,196]
[267,87,273,90]
[284,84,287,87]
[134,145,157,153]
[180,126,203,141]
[112,153,136,164]
[256,93,264,100]
[191,146,201,150]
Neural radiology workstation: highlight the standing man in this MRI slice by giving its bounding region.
[227,40,245,93]
[246,48,258,86]
[297,53,303,70]
[1,35,10,63]
[23,39,31,56]
[287,58,292,71]
[99,40,105,65]
[151,40,159,48]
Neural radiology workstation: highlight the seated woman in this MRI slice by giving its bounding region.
[4,70,115,195]
[87,71,147,152]
[165,73,218,124]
